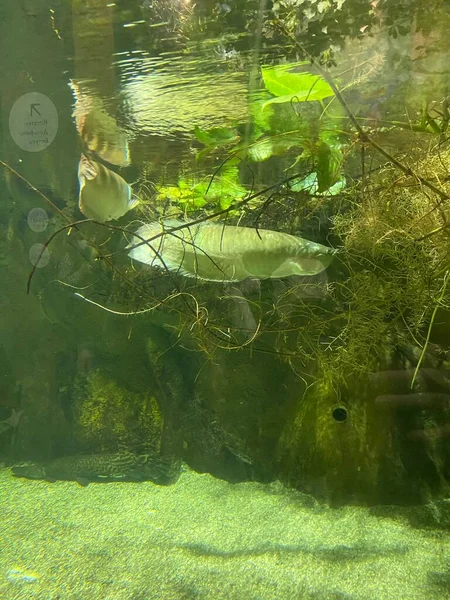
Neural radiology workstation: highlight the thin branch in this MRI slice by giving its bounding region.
[27,219,91,294]
[410,270,450,389]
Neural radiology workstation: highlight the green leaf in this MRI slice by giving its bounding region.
[247,138,275,162]
[328,176,346,195]
[156,182,207,209]
[290,173,318,194]
[194,125,239,147]
[158,164,248,212]
[247,131,305,162]
[288,149,308,171]
[202,165,247,210]
[317,1,330,14]
[249,91,274,132]
[261,65,334,108]
[316,141,342,192]
[289,172,346,196]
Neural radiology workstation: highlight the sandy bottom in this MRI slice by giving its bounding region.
[1,466,449,600]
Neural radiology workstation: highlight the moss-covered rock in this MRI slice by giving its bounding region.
[73,369,163,454]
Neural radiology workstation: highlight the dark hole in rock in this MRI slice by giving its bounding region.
[332,407,348,423]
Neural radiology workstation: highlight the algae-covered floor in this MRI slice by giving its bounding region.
[1,467,449,600]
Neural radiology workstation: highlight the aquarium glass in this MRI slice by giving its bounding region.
[1,1,450,598]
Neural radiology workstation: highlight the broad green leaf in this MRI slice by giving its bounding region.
[249,90,274,132]
[316,141,342,192]
[290,173,318,194]
[247,131,305,162]
[328,176,346,195]
[317,0,331,13]
[261,65,334,108]
[248,138,274,162]
[289,172,346,196]
[194,125,238,147]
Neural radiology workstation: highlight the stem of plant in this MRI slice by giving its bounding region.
[410,270,450,390]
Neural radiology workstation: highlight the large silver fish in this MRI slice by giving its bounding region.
[127,219,335,282]
[78,154,139,223]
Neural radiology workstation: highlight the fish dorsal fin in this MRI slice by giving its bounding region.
[78,154,97,182]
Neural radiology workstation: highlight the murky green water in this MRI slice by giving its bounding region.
[1,1,450,598]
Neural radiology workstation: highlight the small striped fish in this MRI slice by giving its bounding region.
[79,109,130,168]
[78,154,139,222]
[70,80,130,167]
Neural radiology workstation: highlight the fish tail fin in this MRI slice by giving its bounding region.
[127,194,141,211]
